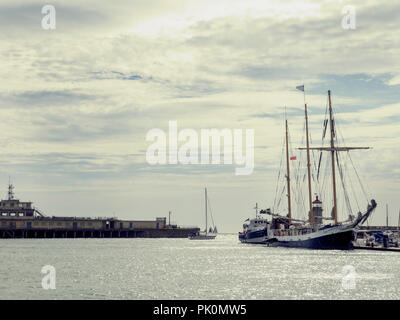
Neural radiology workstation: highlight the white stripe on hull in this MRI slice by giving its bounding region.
[271,224,354,243]
[240,236,267,244]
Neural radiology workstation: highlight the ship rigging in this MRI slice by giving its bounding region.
[266,88,377,249]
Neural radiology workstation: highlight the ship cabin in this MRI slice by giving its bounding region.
[245,217,268,230]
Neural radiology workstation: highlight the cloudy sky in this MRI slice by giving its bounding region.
[0,0,399,231]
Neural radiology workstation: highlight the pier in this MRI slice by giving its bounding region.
[0,225,199,239]
[0,184,199,239]
[0,214,199,239]
[353,227,400,252]
[353,245,400,252]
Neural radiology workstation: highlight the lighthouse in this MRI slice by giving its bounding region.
[312,196,323,226]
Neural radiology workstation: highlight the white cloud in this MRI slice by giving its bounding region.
[0,0,398,230]
[387,75,400,86]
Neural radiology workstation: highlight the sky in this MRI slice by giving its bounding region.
[0,0,399,232]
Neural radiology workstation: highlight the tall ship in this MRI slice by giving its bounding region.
[240,88,377,249]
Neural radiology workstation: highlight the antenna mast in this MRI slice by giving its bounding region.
[8,179,14,200]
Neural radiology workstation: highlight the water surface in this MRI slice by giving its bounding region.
[0,234,399,299]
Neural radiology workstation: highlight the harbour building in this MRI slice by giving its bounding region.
[0,184,198,239]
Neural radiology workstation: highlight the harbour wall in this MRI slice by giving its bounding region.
[0,216,199,239]
[0,227,199,239]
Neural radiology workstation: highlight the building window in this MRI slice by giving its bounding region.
[129,223,133,228]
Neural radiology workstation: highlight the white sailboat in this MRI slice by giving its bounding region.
[189,188,217,240]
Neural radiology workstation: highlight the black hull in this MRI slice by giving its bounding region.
[239,229,267,244]
[266,229,354,250]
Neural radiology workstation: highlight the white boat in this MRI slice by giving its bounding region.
[239,217,269,244]
[239,204,269,244]
[189,188,217,240]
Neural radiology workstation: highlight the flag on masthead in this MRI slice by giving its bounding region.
[296,85,304,92]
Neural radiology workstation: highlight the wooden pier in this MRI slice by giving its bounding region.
[354,245,400,252]
[0,183,201,239]
[0,227,199,239]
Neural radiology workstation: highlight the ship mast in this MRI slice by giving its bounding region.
[298,90,371,226]
[328,90,338,225]
[398,209,400,232]
[305,103,313,227]
[205,187,208,235]
[285,119,292,224]
[386,204,389,227]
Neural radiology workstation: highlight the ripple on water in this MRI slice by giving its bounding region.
[0,235,399,299]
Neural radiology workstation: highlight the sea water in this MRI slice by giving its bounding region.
[0,234,399,299]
